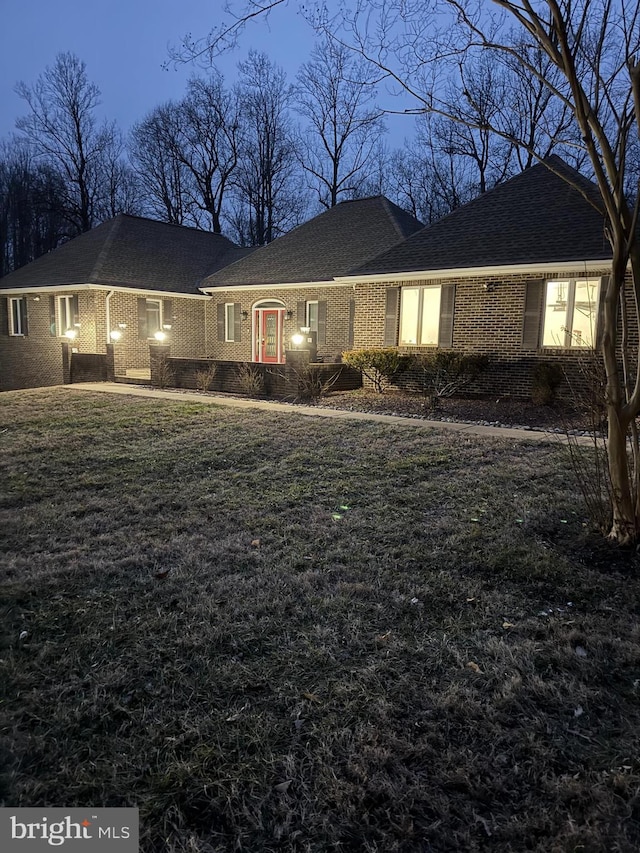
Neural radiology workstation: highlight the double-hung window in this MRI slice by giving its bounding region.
[542,279,600,348]
[9,297,28,336]
[306,301,319,332]
[58,295,78,336]
[146,299,162,337]
[399,286,442,346]
[225,303,235,342]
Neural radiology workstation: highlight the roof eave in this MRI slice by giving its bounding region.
[336,258,614,283]
[0,283,209,299]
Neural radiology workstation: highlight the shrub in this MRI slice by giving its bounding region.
[154,358,174,390]
[236,363,264,397]
[292,365,342,404]
[342,348,410,393]
[531,361,564,406]
[412,351,489,410]
[195,362,218,394]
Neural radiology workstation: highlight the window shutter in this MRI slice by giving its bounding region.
[138,298,148,340]
[19,298,28,336]
[438,284,455,348]
[297,301,306,327]
[347,299,355,348]
[595,276,609,349]
[521,280,544,350]
[217,303,225,341]
[49,296,57,336]
[317,300,327,345]
[72,294,79,325]
[0,298,8,337]
[233,302,242,342]
[163,299,173,328]
[383,287,399,346]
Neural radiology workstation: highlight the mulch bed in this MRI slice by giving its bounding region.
[318,388,602,433]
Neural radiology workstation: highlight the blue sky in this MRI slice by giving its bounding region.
[0,0,331,140]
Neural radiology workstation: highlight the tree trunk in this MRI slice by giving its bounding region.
[606,405,637,543]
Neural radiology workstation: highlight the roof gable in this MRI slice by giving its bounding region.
[0,215,249,294]
[202,196,423,287]
[352,157,611,277]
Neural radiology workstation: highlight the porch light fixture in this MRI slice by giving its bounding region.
[291,333,305,347]
[482,282,496,293]
[64,328,77,340]
[154,330,167,342]
[109,329,122,342]
[286,310,294,320]
[241,310,249,320]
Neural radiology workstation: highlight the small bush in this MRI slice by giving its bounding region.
[293,365,342,404]
[195,362,218,394]
[154,358,175,390]
[342,348,410,393]
[236,363,264,397]
[412,351,489,410]
[531,362,564,406]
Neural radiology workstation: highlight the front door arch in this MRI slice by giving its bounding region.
[252,300,285,363]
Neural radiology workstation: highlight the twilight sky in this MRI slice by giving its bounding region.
[0,0,344,141]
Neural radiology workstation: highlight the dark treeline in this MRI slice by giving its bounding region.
[0,37,590,276]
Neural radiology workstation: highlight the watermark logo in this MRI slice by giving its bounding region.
[0,808,138,851]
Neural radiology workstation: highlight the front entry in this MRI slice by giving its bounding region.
[253,304,285,363]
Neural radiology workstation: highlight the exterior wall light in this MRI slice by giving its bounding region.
[241,310,249,320]
[154,331,167,342]
[286,310,294,320]
[291,333,304,347]
[65,329,77,340]
[109,329,122,341]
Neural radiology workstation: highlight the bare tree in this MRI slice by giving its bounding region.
[130,104,196,226]
[0,138,67,275]
[294,37,386,207]
[232,51,306,244]
[15,52,126,235]
[176,73,241,233]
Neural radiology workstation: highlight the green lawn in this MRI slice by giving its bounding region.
[1,388,639,852]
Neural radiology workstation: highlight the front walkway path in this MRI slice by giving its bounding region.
[55,382,593,445]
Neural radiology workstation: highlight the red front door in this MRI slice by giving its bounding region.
[261,310,280,363]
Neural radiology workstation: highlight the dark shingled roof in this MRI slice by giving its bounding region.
[352,157,611,277]
[0,215,251,294]
[202,196,423,287]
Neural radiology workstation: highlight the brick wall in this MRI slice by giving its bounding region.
[150,350,362,398]
[205,286,354,362]
[352,269,616,398]
[108,292,207,375]
[0,296,65,391]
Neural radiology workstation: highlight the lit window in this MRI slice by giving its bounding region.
[306,301,318,332]
[58,295,77,336]
[9,298,27,336]
[542,279,600,348]
[399,286,442,345]
[225,303,235,341]
[146,300,162,337]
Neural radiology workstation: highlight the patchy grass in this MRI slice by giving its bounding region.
[1,388,639,852]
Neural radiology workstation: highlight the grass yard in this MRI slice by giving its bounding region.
[1,388,639,852]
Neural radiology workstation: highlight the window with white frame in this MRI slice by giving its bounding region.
[9,297,27,336]
[542,279,600,348]
[225,303,235,341]
[399,286,442,345]
[306,301,318,332]
[58,295,77,336]
[146,299,162,337]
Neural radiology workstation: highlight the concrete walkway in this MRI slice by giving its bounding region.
[55,381,596,445]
